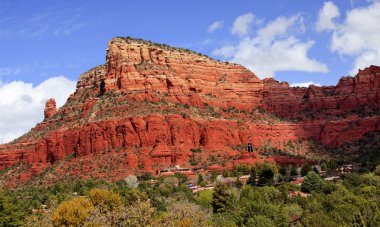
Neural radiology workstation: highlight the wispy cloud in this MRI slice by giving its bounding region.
[207,20,224,33]
[231,13,256,36]
[0,67,22,77]
[0,61,64,81]
[0,3,87,39]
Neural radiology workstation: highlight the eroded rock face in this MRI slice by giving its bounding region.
[262,66,380,119]
[1,37,380,181]
[103,38,264,111]
[44,98,57,119]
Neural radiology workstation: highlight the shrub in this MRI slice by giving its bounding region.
[197,190,213,208]
[189,157,198,166]
[86,200,155,226]
[158,201,211,226]
[180,112,188,119]
[124,175,139,189]
[190,147,202,153]
[373,165,380,176]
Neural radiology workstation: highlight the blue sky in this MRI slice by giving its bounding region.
[0,0,379,143]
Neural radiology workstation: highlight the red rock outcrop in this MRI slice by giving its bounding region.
[262,65,380,119]
[44,98,57,119]
[1,37,380,182]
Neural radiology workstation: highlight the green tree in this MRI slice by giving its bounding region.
[210,171,219,182]
[247,215,276,227]
[279,166,287,177]
[212,213,237,226]
[301,164,312,176]
[197,174,205,185]
[139,172,152,181]
[301,171,326,193]
[258,168,274,186]
[320,162,328,171]
[174,172,188,184]
[290,166,298,176]
[327,159,337,171]
[0,189,28,226]
[302,211,336,227]
[247,167,257,186]
[211,182,231,213]
[222,169,230,177]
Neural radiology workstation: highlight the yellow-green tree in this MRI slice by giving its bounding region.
[87,188,122,212]
[52,197,93,227]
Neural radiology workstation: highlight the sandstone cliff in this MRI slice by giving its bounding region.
[1,37,379,183]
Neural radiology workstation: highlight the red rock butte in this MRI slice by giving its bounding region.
[1,37,380,182]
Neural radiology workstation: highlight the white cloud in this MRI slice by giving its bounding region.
[0,76,76,144]
[231,13,255,36]
[207,20,223,33]
[257,16,300,40]
[214,15,328,78]
[0,67,22,77]
[329,2,380,75]
[316,1,340,32]
[290,81,321,87]
[0,5,86,39]
[350,51,380,75]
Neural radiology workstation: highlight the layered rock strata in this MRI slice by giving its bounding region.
[1,37,379,179]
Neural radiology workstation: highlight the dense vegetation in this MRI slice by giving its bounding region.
[1,163,380,226]
[330,131,380,170]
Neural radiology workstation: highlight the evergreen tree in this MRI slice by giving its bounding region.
[301,164,312,176]
[247,167,257,186]
[279,166,287,177]
[258,168,274,186]
[320,162,328,171]
[211,182,231,213]
[210,171,219,182]
[290,166,298,176]
[197,174,205,185]
[301,171,326,193]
